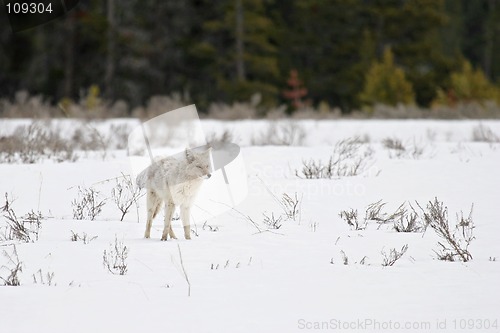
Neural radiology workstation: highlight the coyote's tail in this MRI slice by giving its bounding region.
[136,168,148,189]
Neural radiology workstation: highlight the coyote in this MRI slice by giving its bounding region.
[136,148,212,240]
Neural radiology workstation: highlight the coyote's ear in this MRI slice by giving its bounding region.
[185,148,195,163]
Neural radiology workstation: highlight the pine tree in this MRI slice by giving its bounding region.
[359,48,415,106]
[201,0,280,106]
[433,60,500,105]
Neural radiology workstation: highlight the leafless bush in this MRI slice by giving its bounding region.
[0,120,133,164]
[296,159,325,179]
[132,93,189,119]
[339,209,366,231]
[262,212,283,230]
[108,124,133,149]
[381,244,409,266]
[252,121,306,146]
[364,200,388,223]
[0,121,76,163]
[0,90,57,118]
[351,102,500,119]
[207,101,258,120]
[1,245,22,286]
[205,129,235,146]
[111,174,143,221]
[393,205,424,232]
[365,200,406,227]
[296,137,373,179]
[70,230,98,244]
[32,269,56,286]
[339,200,423,232]
[202,221,219,232]
[103,237,128,275]
[382,137,406,151]
[281,192,302,222]
[73,124,109,160]
[72,186,106,221]
[382,137,428,159]
[472,124,499,143]
[382,137,406,158]
[1,194,42,243]
[419,198,474,262]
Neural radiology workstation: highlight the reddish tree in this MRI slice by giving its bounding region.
[283,69,308,109]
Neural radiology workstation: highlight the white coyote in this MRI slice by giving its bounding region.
[136,148,212,240]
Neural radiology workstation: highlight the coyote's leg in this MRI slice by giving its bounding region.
[180,204,191,240]
[145,191,161,239]
[162,200,176,241]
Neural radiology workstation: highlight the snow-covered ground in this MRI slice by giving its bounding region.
[1,119,499,333]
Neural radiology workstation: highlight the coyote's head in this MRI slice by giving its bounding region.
[185,147,212,180]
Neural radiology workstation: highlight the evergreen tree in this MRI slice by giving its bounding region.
[281,0,368,111]
[433,60,500,105]
[359,48,415,106]
[364,0,454,107]
[201,0,280,106]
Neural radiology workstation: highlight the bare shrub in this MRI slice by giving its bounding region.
[70,230,98,244]
[1,90,57,118]
[296,159,326,179]
[255,178,303,224]
[111,174,143,221]
[202,221,219,232]
[1,245,22,286]
[103,237,128,275]
[382,137,406,151]
[339,209,366,231]
[365,200,406,227]
[0,121,76,163]
[0,120,134,164]
[472,124,499,143]
[419,198,474,262]
[281,192,302,222]
[205,129,235,146]
[207,101,258,120]
[1,194,42,243]
[132,94,188,119]
[32,269,56,286]
[252,121,306,146]
[72,186,106,221]
[296,137,373,179]
[108,123,133,149]
[339,200,423,232]
[74,124,109,160]
[364,200,388,223]
[393,205,424,232]
[381,244,409,266]
[262,212,283,230]
[382,137,428,159]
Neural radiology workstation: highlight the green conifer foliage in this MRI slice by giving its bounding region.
[360,48,415,106]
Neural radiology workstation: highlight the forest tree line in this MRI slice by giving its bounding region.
[1,0,500,114]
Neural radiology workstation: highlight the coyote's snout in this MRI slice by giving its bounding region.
[136,148,212,240]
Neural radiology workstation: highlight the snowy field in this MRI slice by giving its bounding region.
[1,119,499,333]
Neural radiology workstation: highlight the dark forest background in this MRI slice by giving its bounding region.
[1,0,500,115]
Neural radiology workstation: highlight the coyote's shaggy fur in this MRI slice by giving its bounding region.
[136,148,212,240]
